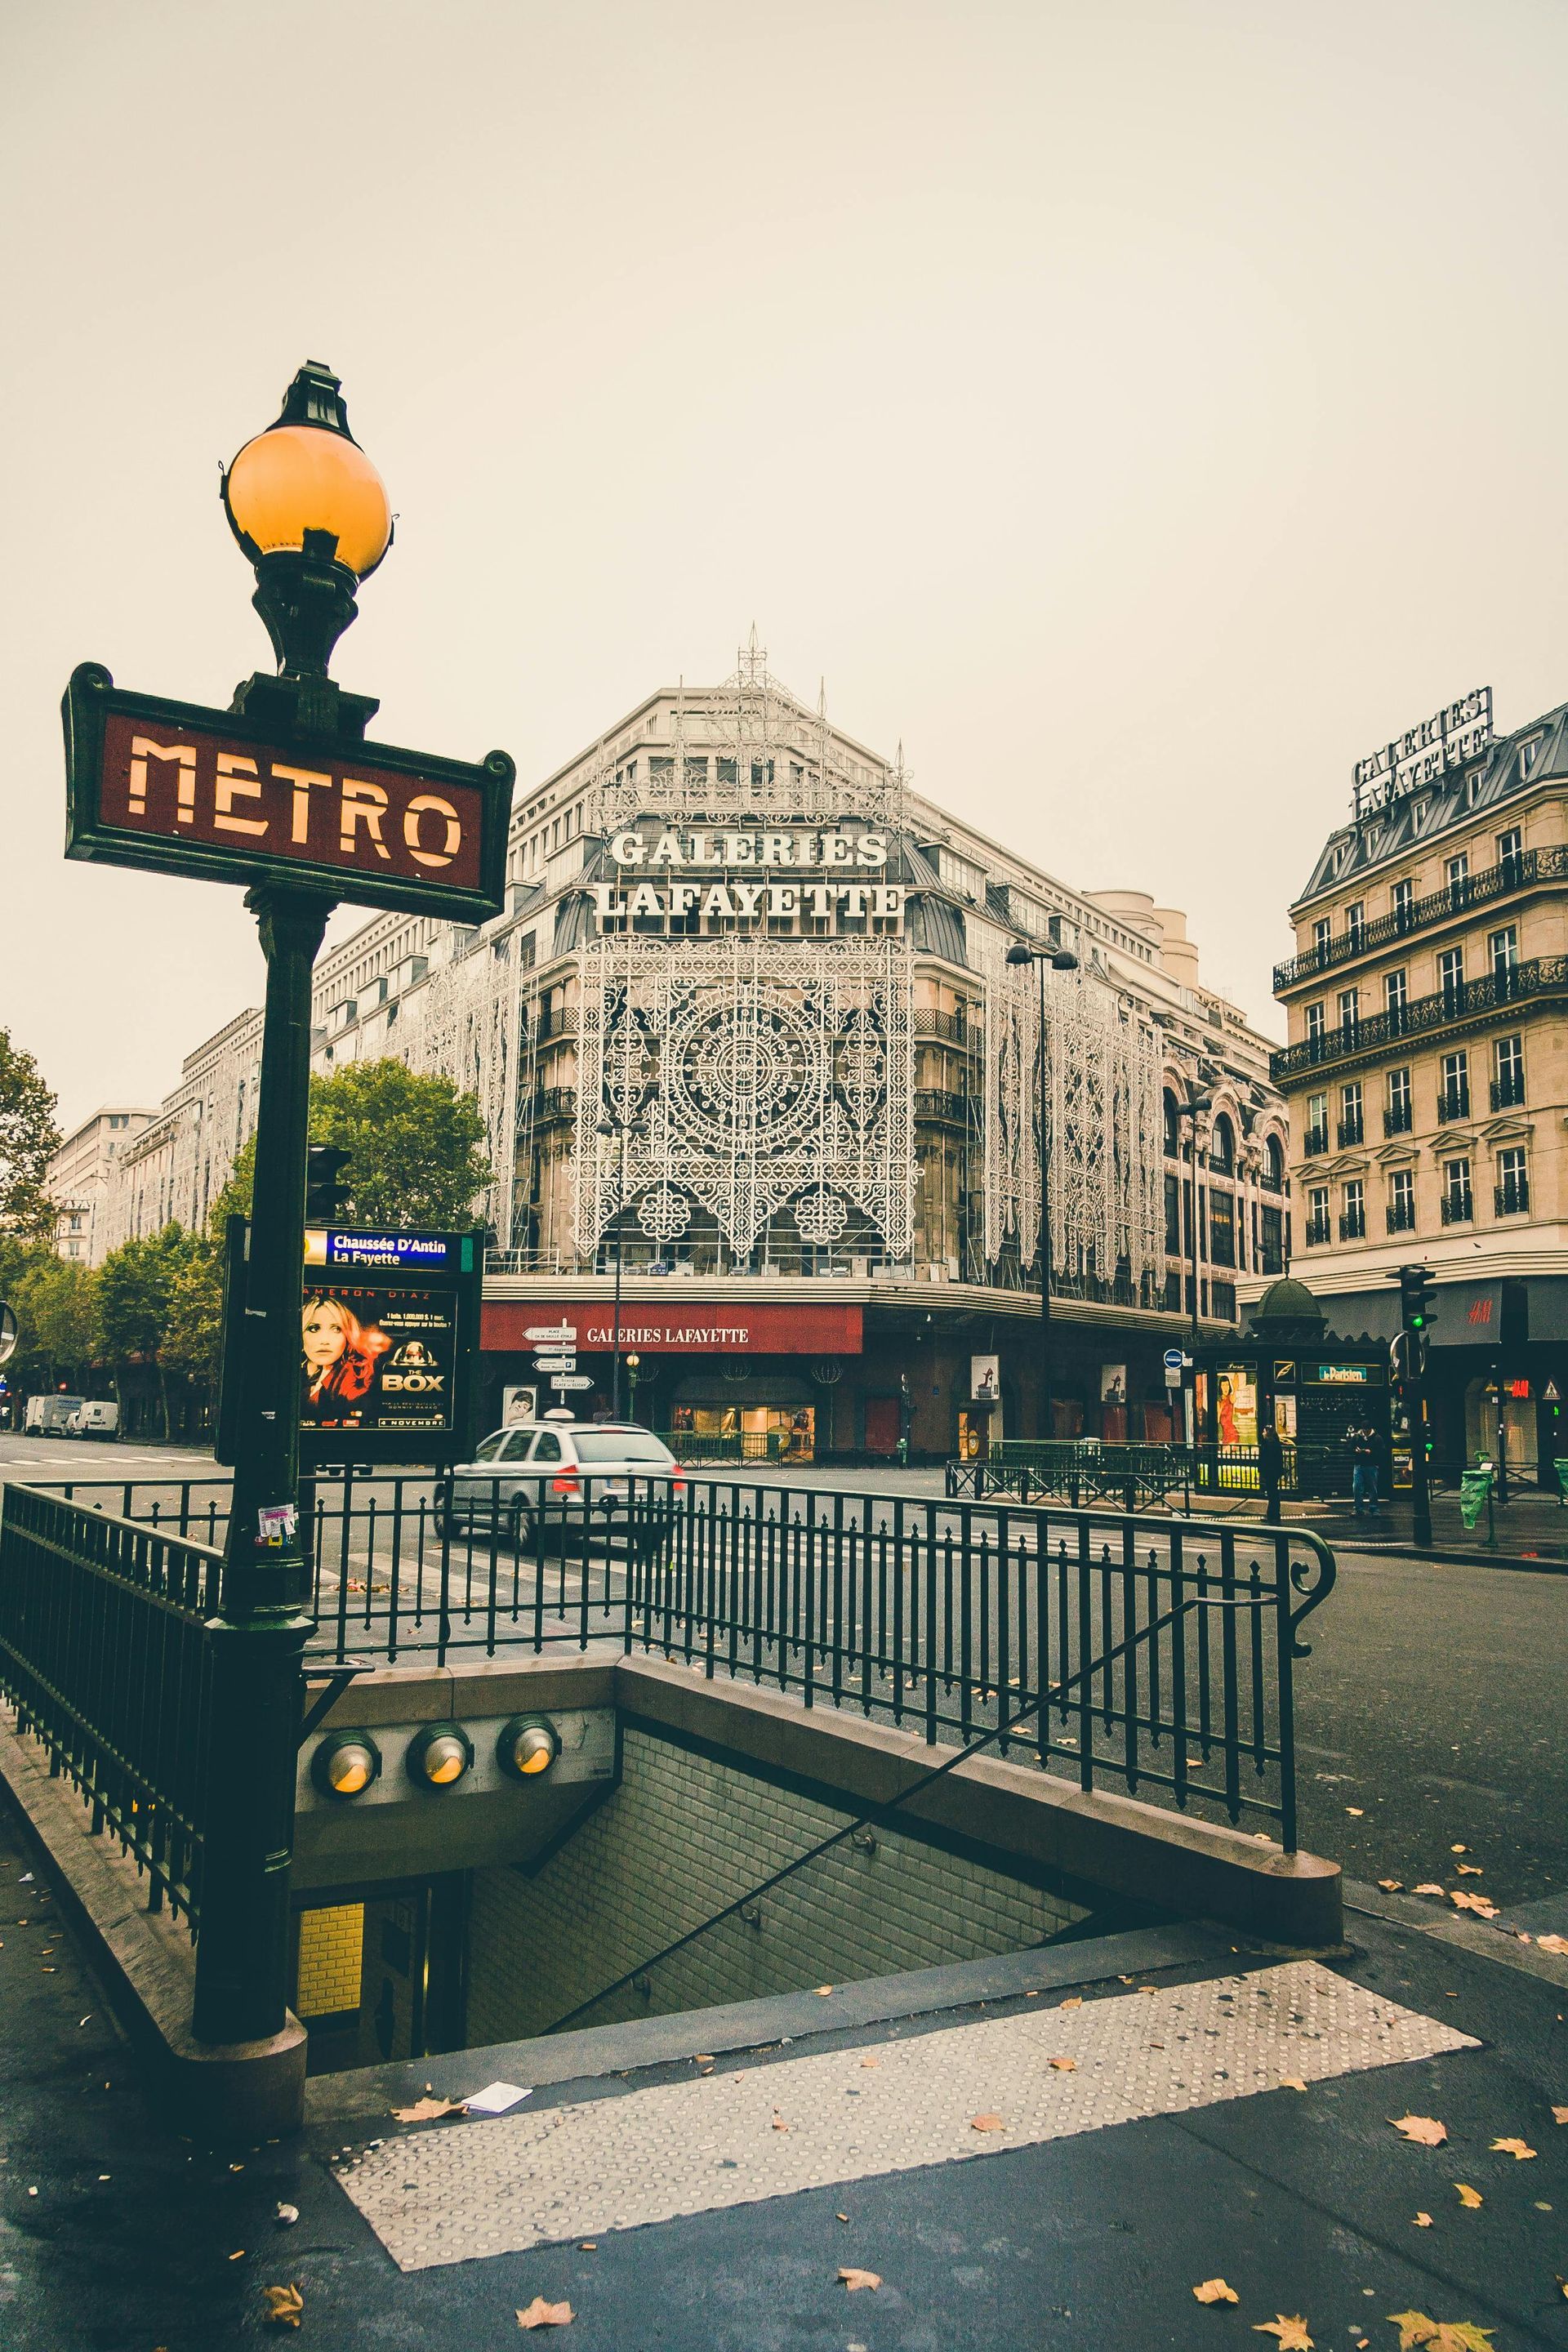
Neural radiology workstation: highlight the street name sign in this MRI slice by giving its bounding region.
[550,1374,594,1390]
[63,664,512,922]
[523,1325,577,1343]
[532,1355,576,1371]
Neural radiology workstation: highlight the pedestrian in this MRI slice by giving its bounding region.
[1258,1418,1284,1525]
[1350,1419,1378,1518]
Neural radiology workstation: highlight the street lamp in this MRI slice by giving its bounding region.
[1170,1092,1213,1447]
[597,1110,649,1418]
[193,365,393,2047]
[1005,938,1080,1441]
[625,1351,642,1422]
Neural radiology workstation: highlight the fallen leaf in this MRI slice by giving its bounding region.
[836,2212,849,2223]
[262,2283,304,2329]
[1390,2114,1447,2145]
[838,2267,881,2292]
[1552,2105,1568,2125]
[274,2204,298,2225]
[1414,1883,1446,1897]
[1413,2212,1432,2227]
[772,2114,789,2132]
[1058,1996,1083,2010]
[1346,1806,1365,1816]
[229,2250,245,2261]
[1454,1864,1483,1877]
[693,2056,713,2065]
[1448,1891,1499,1918]
[391,2096,466,2123]
[579,2242,595,2251]
[859,2057,880,2069]
[1490,2136,1535,2159]
[1049,2056,1077,2072]
[1252,2319,1313,2349]
[1378,1879,1404,1891]
[970,2113,1005,2132]
[1388,2315,1496,2351]
[1450,1844,1468,1854]
[815,1985,834,1996]
[1454,2183,1483,2208]
[1193,2278,1240,2303]
[516,2299,574,2329]
[1537,1934,1568,1954]
[1280,2077,1308,2093]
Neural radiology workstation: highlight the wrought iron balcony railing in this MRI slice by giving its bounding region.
[1494,1178,1530,1217]
[1436,1086,1471,1123]
[1303,1126,1330,1158]
[1303,1216,1332,1247]
[1386,1200,1417,1232]
[1339,1209,1366,1241]
[1337,1115,1364,1147]
[1272,957,1568,1085]
[1383,1100,1413,1135]
[1274,845,1568,990]
[1490,1075,1526,1111]
[1441,1191,1473,1225]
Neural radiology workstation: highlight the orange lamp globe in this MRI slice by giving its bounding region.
[225,422,391,581]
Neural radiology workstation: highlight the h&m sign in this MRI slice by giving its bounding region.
[63,664,511,921]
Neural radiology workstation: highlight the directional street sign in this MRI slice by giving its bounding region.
[1163,1348,1184,1370]
[533,1355,576,1372]
[551,1374,594,1392]
[525,1325,577,1343]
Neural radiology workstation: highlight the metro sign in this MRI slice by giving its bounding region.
[63,663,511,922]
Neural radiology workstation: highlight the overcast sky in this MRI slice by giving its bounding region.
[4,0,1566,1132]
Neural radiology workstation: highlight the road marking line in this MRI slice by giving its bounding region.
[334,1960,1476,2271]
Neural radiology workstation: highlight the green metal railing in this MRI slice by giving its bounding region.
[659,1430,791,1465]
[0,1482,218,1932]
[950,1439,1311,1508]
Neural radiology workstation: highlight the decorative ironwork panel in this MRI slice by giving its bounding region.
[574,935,915,1261]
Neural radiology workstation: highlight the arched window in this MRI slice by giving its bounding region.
[1163,1092,1181,1158]
[1209,1113,1235,1175]
[1265,1134,1285,1192]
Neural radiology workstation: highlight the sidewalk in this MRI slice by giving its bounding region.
[5,1788,1566,2351]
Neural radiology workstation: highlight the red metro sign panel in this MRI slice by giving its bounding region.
[63,664,511,921]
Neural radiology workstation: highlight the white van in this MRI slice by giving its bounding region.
[67,1400,120,1441]
[24,1394,83,1437]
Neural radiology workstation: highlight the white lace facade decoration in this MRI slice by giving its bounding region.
[573,934,915,1262]
[973,926,1164,1294]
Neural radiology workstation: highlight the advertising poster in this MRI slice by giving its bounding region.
[1214,1364,1258,1447]
[1099,1364,1127,1406]
[969,1354,1000,1404]
[301,1285,457,1435]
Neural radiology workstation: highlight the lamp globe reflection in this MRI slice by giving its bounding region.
[497,1714,561,1780]
[407,1722,474,1789]
[220,360,393,680]
[310,1730,382,1801]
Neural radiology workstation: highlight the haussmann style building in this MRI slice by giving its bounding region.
[97,639,1290,1460]
[1256,684,1568,1487]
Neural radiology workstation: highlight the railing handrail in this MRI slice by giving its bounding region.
[1272,956,1568,1085]
[1274,843,1568,990]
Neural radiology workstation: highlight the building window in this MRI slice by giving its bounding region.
[1339,1179,1365,1242]
[1165,1173,1182,1254]
[1494,1146,1529,1218]
[1338,1081,1364,1147]
[1209,1192,1236,1267]
[1438,945,1464,1002]
[1336,987,1359,1032]
[1438,1049,1470,1122]
[1385,1067,1412,1135]
[1492,1034,1525,1111]
[1384,967,1407,1019]
[1446,852,1470,907]
[1312,916,1332,957]
[1305,1186,1330,1247]
[1345,901,1365,948]
[1259,1203,1285,1274]
[1388,1169,1415,1233]
[1489,924,1519,978]
[1441,1157,1473,1224]
[1306,1003,1325,1047]
[1496,826,1523,886]
[1263,1134,1285,1192]
[1304,1091,1329,1157]
[1208,1113,1235,1174]
[1391,876,1414,929]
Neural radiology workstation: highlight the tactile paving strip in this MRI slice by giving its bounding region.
[334,1961,1476,2270]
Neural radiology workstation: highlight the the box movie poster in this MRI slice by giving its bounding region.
[300,1285,457,1433]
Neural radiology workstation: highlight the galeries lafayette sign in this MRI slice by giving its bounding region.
[481,1301,864,1355]
[595,823,902,933]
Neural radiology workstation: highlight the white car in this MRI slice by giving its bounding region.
[442,1419,682,1552]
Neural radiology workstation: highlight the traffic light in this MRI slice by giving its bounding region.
[305,1145,353,1222]
[1397,1264,1435,1335]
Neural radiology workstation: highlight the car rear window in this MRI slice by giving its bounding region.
[572,1431,675,1463]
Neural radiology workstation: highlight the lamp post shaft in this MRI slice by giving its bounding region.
[611,1129,626,1420]
[1036,956,1053,1444]
[192,884,324,2047]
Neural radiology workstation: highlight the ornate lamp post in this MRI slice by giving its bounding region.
[194,366,392,2047]
[1005,939,1080,1442]
[1170,1090,1214,1450]
[596,1110,649,1418]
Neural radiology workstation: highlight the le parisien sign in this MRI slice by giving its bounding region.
[63,663,512,922]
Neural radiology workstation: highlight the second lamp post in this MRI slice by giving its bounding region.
[1005,938,1079,1443]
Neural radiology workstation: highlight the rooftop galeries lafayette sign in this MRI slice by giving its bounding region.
[62,664,511,922]
[594,824,902,933]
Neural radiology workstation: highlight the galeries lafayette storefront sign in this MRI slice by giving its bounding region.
[481,1301,864,1355]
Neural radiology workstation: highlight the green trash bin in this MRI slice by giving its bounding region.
[1459,1461,1494,1531]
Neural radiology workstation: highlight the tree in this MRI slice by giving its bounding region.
[160,1241,226,1388]
[0,1028,61,1241]
[211,1063,493,1232]
[99,1224,201,1436]
[10,1255,101,1389]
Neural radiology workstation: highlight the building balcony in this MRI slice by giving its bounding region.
[1494,1178,1530,1218]
[1386,1200,1417,1233]
[1383,1101,1413,1136]
[1490,1076,1526,1111]
[527,1087,578,1125]
[1272,959,1568,1085]
[1440,1191,1473,1226]
[1339,1209,1366,1241]
[1273,844,1568,990]
[1303,1216,1332,1247]
[1303,1126,1330,1158]
[1436,1086,1471,1124]
[914,1089,970,1127]
[1337,1116,1364,1147]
